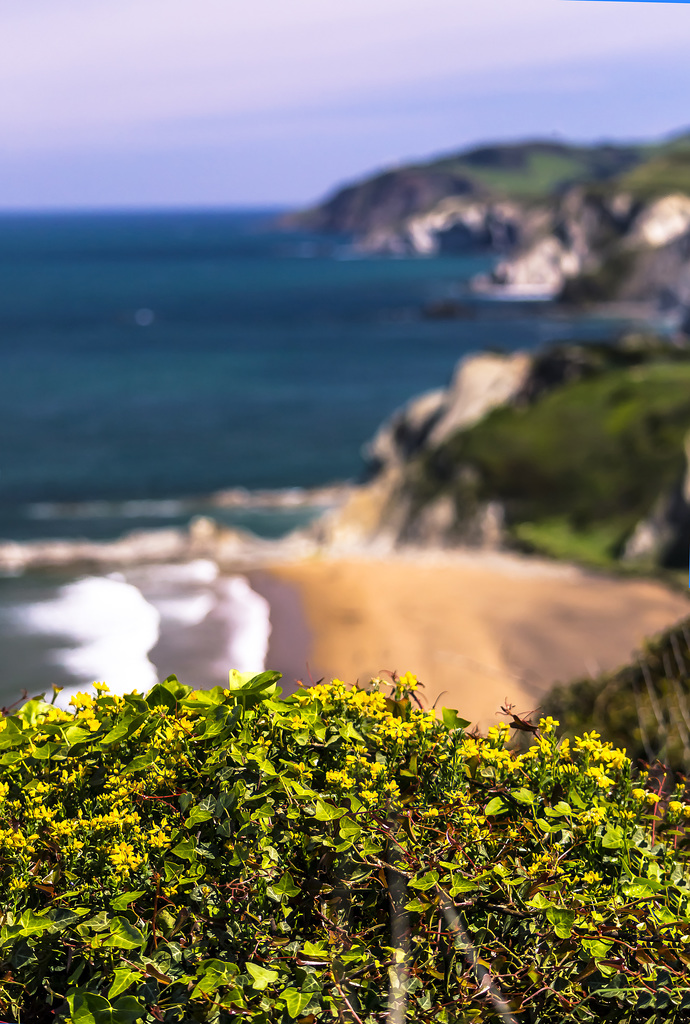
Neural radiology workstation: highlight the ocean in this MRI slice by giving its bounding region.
[0,209,655,706]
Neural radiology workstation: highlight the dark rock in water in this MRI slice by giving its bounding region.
[422,299,476,320]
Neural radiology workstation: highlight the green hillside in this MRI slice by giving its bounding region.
[430,140,649,200]
[406,341,690,568]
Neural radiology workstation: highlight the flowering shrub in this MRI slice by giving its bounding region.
[1,671,690,1023]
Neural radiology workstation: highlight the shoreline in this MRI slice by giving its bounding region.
[1,518,689,730]
[263,551,690,730]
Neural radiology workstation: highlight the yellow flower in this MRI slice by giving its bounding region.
[398,671,418,692]
[109,841,143,874]
[631,788,646,801]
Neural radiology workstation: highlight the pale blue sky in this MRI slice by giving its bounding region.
[0,0,689,209]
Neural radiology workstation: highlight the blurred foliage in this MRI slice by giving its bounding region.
[543,615,690,776]
[410,345,690,567]
[2,672,690,1021]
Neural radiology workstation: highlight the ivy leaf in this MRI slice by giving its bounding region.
[339,817,361,842]
[110,891,145,912]
[314,798,346,821]
[108,969,141,1000]
[581,937,614,960]
[246,963,279,990]
[546,907,576,938]
[102,918,145,950]
[442,708,470,731]
[602,826,624,849]
[281,988,310,1019]
[16,910,53,937]
[110,996,146,1023]
[186,806,213,827]
[171,838,196,861]
[409,871,439,891]
[405,897,432,912]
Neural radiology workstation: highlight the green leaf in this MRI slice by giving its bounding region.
[338,720,365,743]
[546,907,576,938]
[409,870,439,891]
[442,708,470,731]
[246,962,279,990]
[281,987,310,1019]
[186,805,213,827]
[405,897,432,912]
[146,682,179,711]
[122,748,157,775]
[100,714,148,748]
[602,826,624,849]
[302,940,328,958]
[270,872,300,899]
[581,937,614,960]
[102,917,145,950]
[314,798,345,821]
[108,969,141,1000]
[526,892,553,910]
[18,910,53,936]
[338,816,361,842]
[0,718,27,750]
[510,787,536,805]
[110,891,146,912]
[449,879,479,895]
[485,797,509,816]
[110,996,145,1023]
[171,838,196,861]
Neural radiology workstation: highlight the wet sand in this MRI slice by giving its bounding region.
[263,551,690,730]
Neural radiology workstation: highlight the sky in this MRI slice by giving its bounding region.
[0,0,689,209]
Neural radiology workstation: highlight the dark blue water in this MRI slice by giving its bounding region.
[0,209,650,542]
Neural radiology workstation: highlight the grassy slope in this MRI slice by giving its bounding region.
[543,613,690,773]
[432,143,648,200]
[413,354,690,567]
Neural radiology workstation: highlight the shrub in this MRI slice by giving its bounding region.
[1,672,690,1023]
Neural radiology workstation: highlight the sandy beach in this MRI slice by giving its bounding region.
[260,551,690,730]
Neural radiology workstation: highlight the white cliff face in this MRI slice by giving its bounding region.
[630,194,690,249]
[364,352,533,472]
[477,236,582,299]
[359,197,527,256]
[427,352,532,446]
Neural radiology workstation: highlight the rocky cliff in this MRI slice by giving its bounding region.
[480,187,690,315]
[288,138,650,254]
[317,336,690,571]
[291,132,690,321]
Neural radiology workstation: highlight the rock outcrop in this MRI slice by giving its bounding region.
[479,187,690,314]
[320,351,535,552]
[358,197,532,256]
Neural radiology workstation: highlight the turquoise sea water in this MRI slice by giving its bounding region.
[0,209,650,543]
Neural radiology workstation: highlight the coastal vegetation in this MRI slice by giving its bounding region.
[543,613,690,777]
[360,336,690,573]
[2,671,690,1023]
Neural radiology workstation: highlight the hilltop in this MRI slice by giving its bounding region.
[290,131,690,322]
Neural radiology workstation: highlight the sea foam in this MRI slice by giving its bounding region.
[19,576,161,704]
[12,563,272,705]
